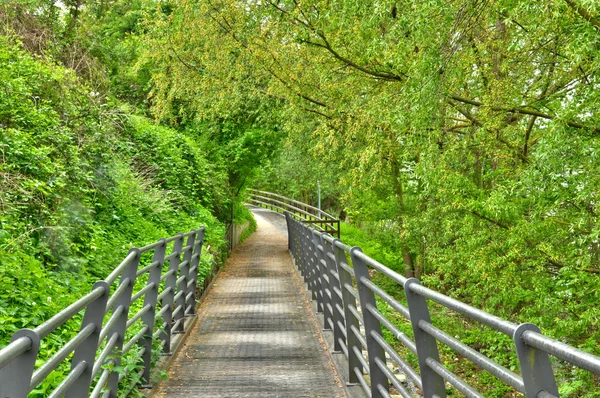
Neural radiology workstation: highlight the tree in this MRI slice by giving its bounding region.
[142,1,600,392]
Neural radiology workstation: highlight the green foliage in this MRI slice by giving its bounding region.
[147,0,600,393]
[0,35,228,396]
[0,0,280,395]
[234,203,257,245]
[124,114,229,215]
[4,0,600,395]
[254,134,345,216]
[196,121,283,200]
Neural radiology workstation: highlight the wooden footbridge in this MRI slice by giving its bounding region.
[1,191,600,398]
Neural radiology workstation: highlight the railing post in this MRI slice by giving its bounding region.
[139,239,166,388]
[404,278,446,398]
[0,329,40,398]
[310,229,324,312]
[285,212,293,253]
[334,242,362,385]
[186,227,205,316]
[292,218,302,267]
[513,323,559,397]
[351,247,389,398]
[106,248,141,398]
[65,281,110,397]
[298,222,309,281]
[289,216,299,265]
[315,232,333,330]
[174,233,196,332]
[295,220,305,277]
[303,225,317,298]
[325,237,345,353]
[161,234,184,353]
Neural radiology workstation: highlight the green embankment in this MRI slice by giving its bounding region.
[0,36,235,395]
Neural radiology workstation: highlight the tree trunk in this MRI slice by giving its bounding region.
[390,153,418,278]
[402,247,415,278]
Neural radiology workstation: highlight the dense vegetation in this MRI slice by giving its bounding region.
[143,0,600,395]
[0,1,267,393]
[2,0,600,396]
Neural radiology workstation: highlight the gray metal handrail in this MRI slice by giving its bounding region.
[285,212,600,398]
[0,227,207,398]
[247,189,340,237]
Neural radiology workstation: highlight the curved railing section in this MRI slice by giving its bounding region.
[0,227,211,398]
[247,189,340,238]
[285,213,600,398]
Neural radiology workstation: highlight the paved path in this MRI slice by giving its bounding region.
[156,209,347,397]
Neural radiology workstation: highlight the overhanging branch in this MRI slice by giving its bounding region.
[449,95,600,133]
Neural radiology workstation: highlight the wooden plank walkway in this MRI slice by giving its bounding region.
[155,209,347,397]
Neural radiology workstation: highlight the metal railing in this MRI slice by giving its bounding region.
[247,189,340,237]
[0,227,209,398]
[285,213,600,398]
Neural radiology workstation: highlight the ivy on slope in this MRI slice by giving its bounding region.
[0,36,227,353]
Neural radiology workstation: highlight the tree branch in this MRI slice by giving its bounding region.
[303,107,333,119]
[564,0,600,31]
[265,0,407,82]
[449,95,600,133]
[205,1,329,108]
[314,32,407,82]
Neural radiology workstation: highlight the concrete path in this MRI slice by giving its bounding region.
[155,209,347,397]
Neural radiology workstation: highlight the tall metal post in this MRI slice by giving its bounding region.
[174,233,195,333]
[285,212,294,254]
[0,329,40,398]
[404,278,446,398]
[304,226,317,298]
[334,242,362,384]
[161,235,184,354]
[106,248,141,398]
[513,323,559,397]
[65,281,110,397]
[139,240,166,387]
[186,227,205,316]
[325,237,345,353]
[310,230,324,312]
[315,232,333,330]
[297,222,308,281]
[351,247,389,397]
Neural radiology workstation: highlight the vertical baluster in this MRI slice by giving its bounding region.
[351,247,389,397]
[285,212,293,254]
[315,232,333,330]
[295,220,304,276]
[298,222,309,282]
[303,226,317,298]
[294,221,302,269]
[65,281,110,397]
[186,227,205,316]
[404,278,446,398]
[174,233,195,332]
[334,242,363,385]
[106,248,141,398]
[513,323,559,397]
[325,237,345,353]
[139,239,166,387]
[310,229,323,310]
[0,329,40,398]
[161,234,183,354]
[288,215,297,263]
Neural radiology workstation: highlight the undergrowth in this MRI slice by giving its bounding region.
[339,222,600,397]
